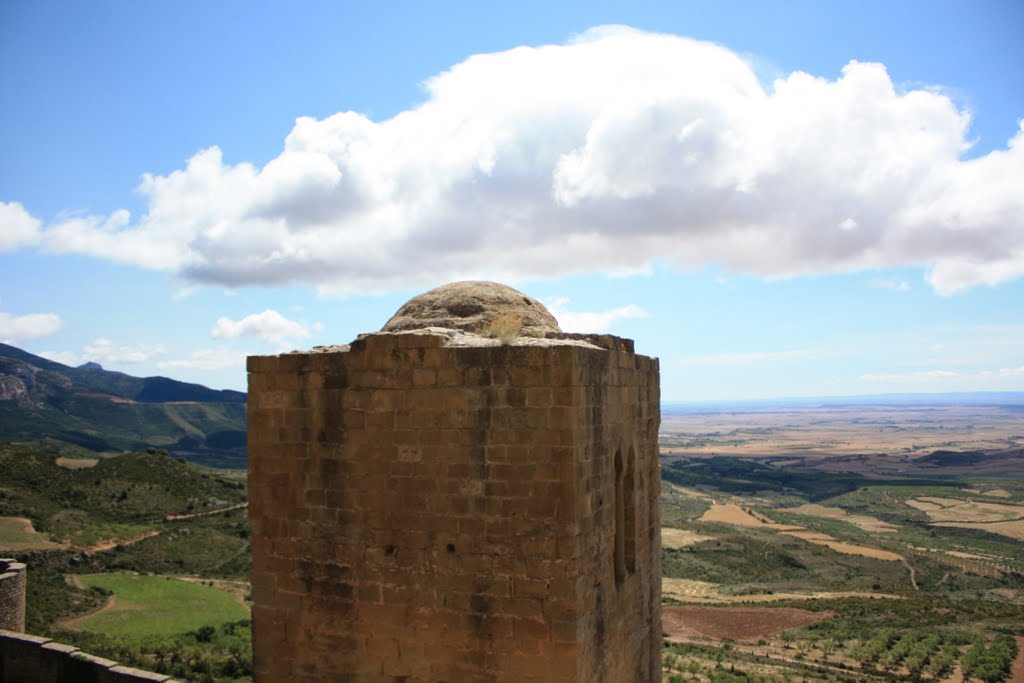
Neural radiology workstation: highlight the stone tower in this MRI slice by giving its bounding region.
[247,282,661,682]
[0,559,26,633]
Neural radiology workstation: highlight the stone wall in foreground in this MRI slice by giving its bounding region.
[248,330,661,682]
[0,630,179,683]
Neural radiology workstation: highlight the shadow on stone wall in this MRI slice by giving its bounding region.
[0,630,179,683]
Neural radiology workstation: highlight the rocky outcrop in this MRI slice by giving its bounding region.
[0,375,27,401]
[380,280,561,335]
[0,358,73,402]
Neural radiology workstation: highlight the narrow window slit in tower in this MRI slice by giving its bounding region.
[614,450,625,584]
[625,447,637,574]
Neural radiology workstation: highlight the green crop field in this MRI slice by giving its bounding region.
[71,574,249,638]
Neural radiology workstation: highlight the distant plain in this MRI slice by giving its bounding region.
[659,401,1024,681]
[661,403,1024,477]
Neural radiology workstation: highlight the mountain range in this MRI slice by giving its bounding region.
[0,343,247,468]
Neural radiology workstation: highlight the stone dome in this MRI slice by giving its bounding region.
[381,281,562,335]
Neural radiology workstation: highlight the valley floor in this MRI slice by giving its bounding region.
[658,402,1024,682]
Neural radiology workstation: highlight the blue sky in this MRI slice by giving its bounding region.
[1,1,1022,400]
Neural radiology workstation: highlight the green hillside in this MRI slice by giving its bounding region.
[4,441,253,682]
[0,444,246,545]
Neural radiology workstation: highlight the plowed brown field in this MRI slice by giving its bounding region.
[662,605,832,642]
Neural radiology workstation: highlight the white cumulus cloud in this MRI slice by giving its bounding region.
[14,25,1024,294]
[0,202,41,252]
[158,347,246,371]
[83,338,167,364]
[211,309,311,344]
[38,338,168,367]
[544,296,648,333]
[0,312,62,342]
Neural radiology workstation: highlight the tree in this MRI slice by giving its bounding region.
[191,625,216,643]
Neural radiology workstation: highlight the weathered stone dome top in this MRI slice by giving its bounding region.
[381,281,562,335]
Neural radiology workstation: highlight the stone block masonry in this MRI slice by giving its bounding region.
[0,560,25,633]
[248,282,662,682]
[0,629,180,683]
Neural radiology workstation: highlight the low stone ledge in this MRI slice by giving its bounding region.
[271,327,621,355]
[105,664,177,683]
[0,629,179,683]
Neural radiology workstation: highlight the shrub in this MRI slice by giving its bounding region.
[482,313,522,343]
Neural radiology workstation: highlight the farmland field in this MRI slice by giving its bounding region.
[54,456,99,469]
[663,605,831,641]
[0,516,64,551]
[779,503,897,532]
[659,401,1024,681]
[661,527,713,549]
[66,573,249,637]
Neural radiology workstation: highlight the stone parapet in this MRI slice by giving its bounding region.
[0,630,179,683]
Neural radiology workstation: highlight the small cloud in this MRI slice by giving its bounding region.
[212,309,311,345]
[158,347,246,371]
[544,297,648,333]
[927,258,1024,296]
[0,312,63,342]
[172,285,201,301]
[838,217,858,231]
[869,278,910,291]
[82,338,167,365]
[37,338,166,366]
[0,202,41,252]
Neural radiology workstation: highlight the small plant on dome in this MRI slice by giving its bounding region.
[482,313,522,344]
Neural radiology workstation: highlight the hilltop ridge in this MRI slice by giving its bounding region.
[0,343,247,467]
[0,343,245,404]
